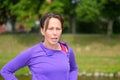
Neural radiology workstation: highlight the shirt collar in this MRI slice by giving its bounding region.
[39,40,69,56]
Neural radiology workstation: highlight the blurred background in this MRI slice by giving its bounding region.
[0,0,120,80]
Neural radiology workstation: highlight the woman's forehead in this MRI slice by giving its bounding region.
[49,18,61,23]
[48,18,61,26]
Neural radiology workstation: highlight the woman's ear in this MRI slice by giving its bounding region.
[40,28,44,36]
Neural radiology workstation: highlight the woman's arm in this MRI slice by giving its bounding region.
[0,49,31,80]
[69,48,78,80]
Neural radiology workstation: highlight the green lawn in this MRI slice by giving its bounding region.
[0,33,120,75]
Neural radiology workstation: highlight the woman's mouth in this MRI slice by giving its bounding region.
[51,38,58,42]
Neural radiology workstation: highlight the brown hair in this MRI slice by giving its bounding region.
[40,12,64,31]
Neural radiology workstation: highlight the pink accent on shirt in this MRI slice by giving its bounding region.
[61,44,67,53]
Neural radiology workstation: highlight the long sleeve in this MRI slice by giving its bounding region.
[0,48,31,80]
[69,48,78,80]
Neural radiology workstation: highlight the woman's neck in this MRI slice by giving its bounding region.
[43,41,61,50]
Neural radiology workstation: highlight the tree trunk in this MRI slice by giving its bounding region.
[11,16,17,32]
[107,19,114,37]
[71,14,76,34]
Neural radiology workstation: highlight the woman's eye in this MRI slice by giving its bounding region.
[57,28,61,30]
[47,27,62,31]
[48,28,53,30]
[56,28,62,30]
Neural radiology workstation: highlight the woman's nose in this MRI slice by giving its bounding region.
[53,29,57,34]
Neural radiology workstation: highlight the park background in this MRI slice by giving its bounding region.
[0,0,120,80]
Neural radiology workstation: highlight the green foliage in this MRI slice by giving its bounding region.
[100,0,120,19]
[39,0,64,14]
[7,0,44,28]
[10,1,35,20]
[76,0,101,22]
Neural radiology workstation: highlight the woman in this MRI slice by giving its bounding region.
[0,12,78,80]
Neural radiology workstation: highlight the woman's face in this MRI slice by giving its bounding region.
[41,18,62,45]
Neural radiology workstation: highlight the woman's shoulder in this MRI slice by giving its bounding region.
[20,43,44,56]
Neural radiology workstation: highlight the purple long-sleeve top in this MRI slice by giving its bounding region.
[0,41,78,80]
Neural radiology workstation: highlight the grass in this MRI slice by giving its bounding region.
[0,33,120,75]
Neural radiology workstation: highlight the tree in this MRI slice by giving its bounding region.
[0,0,11,23]
[75,0,101,34]
[9,0,66,32]
[76,0,100,23]
[1,0,69,33]
[10,0,44,29]
[0,0,19,31]
[70,0,79,34]
[100,0,120,36]
[39,0,64,14]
